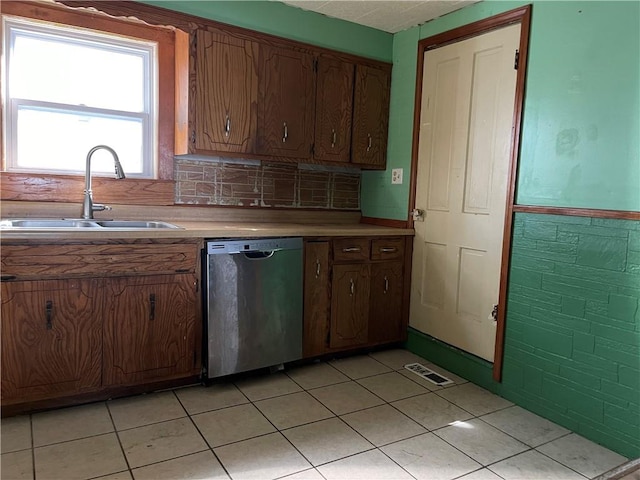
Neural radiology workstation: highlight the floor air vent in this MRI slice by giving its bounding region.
[404,363,454,386]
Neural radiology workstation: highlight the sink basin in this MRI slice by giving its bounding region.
[94,220,181,229]
[0,219,99,229]
[0,219,182,230]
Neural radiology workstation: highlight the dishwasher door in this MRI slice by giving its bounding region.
[205,237,303,378]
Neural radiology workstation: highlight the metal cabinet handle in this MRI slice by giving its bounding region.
[342,247,361,253]
[331,129,337,148]
[149,293,156,321]
[380,247,397,253]
[383,276,389,294]
[225,115,231,137]
[315,259,321,278]
[191,131,196,144]
[282,122,288,143]
[45,300,53,330]
[366,133,372,152]
[349,278,355,296]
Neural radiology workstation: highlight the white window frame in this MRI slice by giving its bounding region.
[3,15,158,178]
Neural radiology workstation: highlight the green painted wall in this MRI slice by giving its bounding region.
[362,0,640,218]
[408,213,640,458]
[142,0,392,62]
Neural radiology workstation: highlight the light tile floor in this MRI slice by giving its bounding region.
[1,349,630,480]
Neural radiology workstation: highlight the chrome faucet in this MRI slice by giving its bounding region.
[82,145,126,219]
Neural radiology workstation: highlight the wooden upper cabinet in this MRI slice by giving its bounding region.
[257,44,315,159]
[1,279,102,404]
[194,28,258,154]
[313,56,354,163]
[352,64,391,168]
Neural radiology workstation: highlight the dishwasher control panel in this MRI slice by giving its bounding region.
[206,237,303,255]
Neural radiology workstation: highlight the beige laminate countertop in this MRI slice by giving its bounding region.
[0,220,414,241]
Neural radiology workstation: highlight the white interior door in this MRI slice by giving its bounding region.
[410,24,520,362]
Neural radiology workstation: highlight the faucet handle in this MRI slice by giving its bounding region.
[92,204,112,213]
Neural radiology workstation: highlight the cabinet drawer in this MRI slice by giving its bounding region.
[2,240,200,279]
[371,238,405,261]
[333,238,370,262]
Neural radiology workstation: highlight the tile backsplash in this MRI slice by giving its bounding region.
[174,158,360,210]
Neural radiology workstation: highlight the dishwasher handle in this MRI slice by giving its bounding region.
[243,250,276,260]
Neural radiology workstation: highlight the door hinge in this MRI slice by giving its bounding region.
[514,49,520,70]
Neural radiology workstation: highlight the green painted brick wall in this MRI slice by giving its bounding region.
[408,213,640,458]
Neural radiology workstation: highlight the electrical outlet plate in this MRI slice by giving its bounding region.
[391,168,403,184]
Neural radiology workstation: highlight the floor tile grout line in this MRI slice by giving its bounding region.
[376,446,421,480]
[533,437,603,479]
[173,389,234,480]
[29,413,37,480]
[105,400,134,477]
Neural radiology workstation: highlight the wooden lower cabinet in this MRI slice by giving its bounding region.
[1,239,201,410]
[102,274,198,387]
[330,263,370,349]
[369,261,404,344]
[303,237,409,357]
[1,279,102,404]
[303,241,330,357]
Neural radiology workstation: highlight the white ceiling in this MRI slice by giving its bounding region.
[279,0,480,34]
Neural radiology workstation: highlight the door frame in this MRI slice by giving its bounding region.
[408,5,532,381]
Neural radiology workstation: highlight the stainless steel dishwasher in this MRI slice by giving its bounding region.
[204,237,303,379]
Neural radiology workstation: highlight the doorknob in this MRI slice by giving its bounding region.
[411,209,425,222]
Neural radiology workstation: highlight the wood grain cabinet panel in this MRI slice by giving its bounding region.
[1,279,102,404]
[352,65,391,168]
[194,28,258,154]
[257,44,315,159]
[330,263,370,349]
[102,274,198,387]
[303,241,330,357]
[313,56,354,163]
[369,261,404,344]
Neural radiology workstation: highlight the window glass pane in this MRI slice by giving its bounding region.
[11,30,146,112]
[16,106,145,176]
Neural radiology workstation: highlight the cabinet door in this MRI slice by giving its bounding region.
[1,279,101,403]
[303,241,330,357]
[369,262,405,344]
[352,65,391,167]
[330,264,370,349]
[103,274,197,386]
[314,56,354,163]
[257,44,315,158]
[194,29,258,153]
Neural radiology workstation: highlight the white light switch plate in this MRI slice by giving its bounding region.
[391,168,403,184]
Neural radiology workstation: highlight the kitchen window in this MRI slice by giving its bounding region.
[0,0,179,199]
[4,16,156,177]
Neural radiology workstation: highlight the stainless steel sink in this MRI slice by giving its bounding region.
[0,219,99,229]
[94,220,181,229]
[0,218,182,230]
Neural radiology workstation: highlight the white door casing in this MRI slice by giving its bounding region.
[410,24,521,362]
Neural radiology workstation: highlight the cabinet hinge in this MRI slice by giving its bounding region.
[514,49,520,70]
